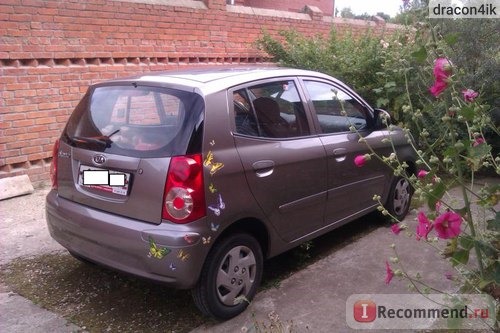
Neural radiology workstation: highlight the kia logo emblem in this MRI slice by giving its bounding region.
[93,154,106,165]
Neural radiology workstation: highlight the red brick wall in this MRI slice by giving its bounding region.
[0,0,399,185]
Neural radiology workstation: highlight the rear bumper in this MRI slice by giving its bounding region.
[45,190,208,289]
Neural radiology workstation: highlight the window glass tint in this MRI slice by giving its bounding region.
[233,80,309,138]
[304,81,367,133]
[64,85,204,157]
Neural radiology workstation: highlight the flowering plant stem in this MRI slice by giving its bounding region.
[446,115,485,276]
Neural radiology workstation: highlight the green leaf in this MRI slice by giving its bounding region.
[469,142,492,160]
[384,81,396,89]
[478,279,493,290]
[492,261,500,284]
[459,235,474,251]
[475,240,498,258]
[458,105,475,122]
[411,46,427,64]
[376,98,389,107]
[451,249,469,266]
[444,33,459,46]
[486,212,500,231]
[442,238,458,258]
[427,182,447,211]
[482,261,500,286]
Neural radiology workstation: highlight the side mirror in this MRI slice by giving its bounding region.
[374,108,392,129]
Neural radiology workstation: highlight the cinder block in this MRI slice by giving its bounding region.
[0,175,34,201]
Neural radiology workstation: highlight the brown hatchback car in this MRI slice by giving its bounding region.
[46,67,415,319]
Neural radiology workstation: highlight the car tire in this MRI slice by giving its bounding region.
[384,176,412,221]
[192,233,263,320]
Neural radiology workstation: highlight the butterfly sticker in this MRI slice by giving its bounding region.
[202,236,211,245]
[169,263,177,271]
[148,237,170,260]
[177,249,190,262]
[209,183,217,194]
[208,194,226,216]
[203,151,224,176]
[210,222,220,232]
[209,140,216,146]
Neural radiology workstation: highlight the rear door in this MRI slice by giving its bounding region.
[231,78,327,242]
[300,79,390,225]
[57,84,204,224]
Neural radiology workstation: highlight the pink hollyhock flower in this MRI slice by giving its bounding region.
[433,58,452,81]
[434,211,462,239]
[385,261,394,284]
[473,137,485,147]
[429,80,448,97]
[429,58,452,97]
[391,223,403,235]
[417,170,428,179]
[354,155,367,167]
[416,211,433,240]
[462,89,478,102]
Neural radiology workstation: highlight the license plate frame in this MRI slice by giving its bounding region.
[78,165,130,196]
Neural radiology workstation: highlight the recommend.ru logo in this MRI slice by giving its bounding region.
[346,294,496,330]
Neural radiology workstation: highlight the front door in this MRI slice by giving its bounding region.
[231,79,327,242]
[301,79,389,225]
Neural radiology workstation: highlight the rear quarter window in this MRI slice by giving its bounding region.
[63,85,204,158]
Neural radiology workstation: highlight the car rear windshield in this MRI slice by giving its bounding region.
[63,85,204,157]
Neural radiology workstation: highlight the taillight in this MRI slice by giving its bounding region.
[162,154,206,223]
[50,139,60,189]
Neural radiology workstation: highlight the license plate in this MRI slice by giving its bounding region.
[78,165,130,196]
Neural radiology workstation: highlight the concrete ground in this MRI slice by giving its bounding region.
[0,182,497,332]
[0,186,82,333]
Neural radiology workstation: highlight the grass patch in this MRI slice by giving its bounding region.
[0,254,206,332]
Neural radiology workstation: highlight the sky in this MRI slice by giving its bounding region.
[334,0,405,17]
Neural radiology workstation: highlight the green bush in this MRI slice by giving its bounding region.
[257,29,403,108]
[257,18,499,163]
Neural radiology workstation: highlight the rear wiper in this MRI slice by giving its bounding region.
[71,136,110,147]
[71,130,119,148]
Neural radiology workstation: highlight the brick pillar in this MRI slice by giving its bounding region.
[303,5,323,21]
[203,0,226,10]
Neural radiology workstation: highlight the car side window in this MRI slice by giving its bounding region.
[303,81,368,134]
[233,80,310,138]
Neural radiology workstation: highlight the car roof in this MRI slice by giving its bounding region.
[100,67,341,95]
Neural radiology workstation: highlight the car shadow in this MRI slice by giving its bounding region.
[262,211,387,288]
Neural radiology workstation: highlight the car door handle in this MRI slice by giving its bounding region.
[332,148,347,162]
[332,148,346,156]
[252,160,275,178]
